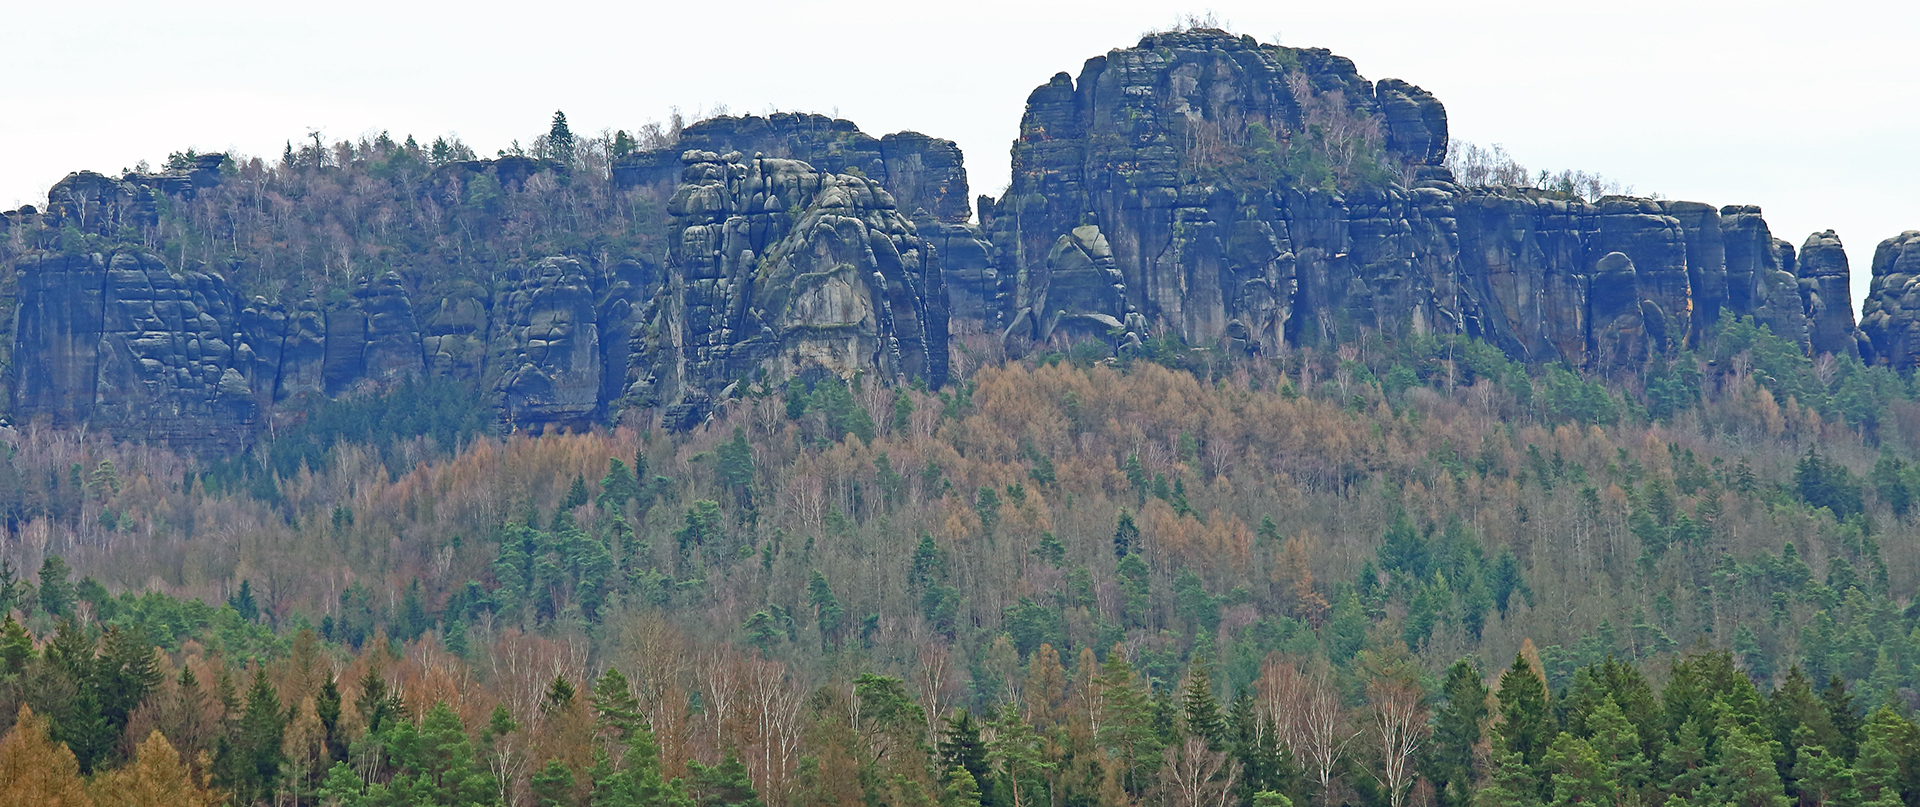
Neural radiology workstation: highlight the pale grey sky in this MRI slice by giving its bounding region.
[4,1,1913,308]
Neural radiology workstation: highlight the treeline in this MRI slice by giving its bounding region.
[5,111,687,307]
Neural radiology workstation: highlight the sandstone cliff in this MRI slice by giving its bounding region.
[1,30,1907,450]
[978,30,1876,374]
[632,150,949,428]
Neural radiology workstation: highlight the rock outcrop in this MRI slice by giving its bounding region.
[1862,231,1920,369]
[3,30,1906,450]
[633,150,949,428]
[978,30,1868,372]
[614,114,974,225]
[12,250,256,447]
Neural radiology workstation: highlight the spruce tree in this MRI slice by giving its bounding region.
[941,710,1001,807]
[532,758,576,807]
[37,555,73,617]
[1496,652,1551,769]
[1114,509,1139,557]
[546,110,575,163]
[1181,661,1225,749]
[1426,659,1488,807]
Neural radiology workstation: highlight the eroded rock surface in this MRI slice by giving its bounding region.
[634,150,949,428]
[977,29,1873,372]
[5,30,1911,450]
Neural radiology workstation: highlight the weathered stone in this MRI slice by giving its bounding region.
[1862,231,1920,369]
[636,151,948,426]
[12,249,254,448]
[614,113,973,226]
[496,257,603,429]
[1797,230,1862,358]
[1588,252,1652,368]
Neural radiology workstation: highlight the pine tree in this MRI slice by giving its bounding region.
[1474,748,1541,807]
[1854,707,1912,807]
[989,703,1053,807]
[690,750,763,807]
[1711,709,1790,807]
[1583,695,1648,799]
[0,614,31,676]
[1790,725,1857,807]
[598,458,641,510]
[1661,716,1713,805]
[1542,733,1615,807]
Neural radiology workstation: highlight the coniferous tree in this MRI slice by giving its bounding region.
[688,751,762,807]
[1181,661,1225,749]
[1542,733,1615,807]
[38,555,74,617]
[1114,509,1139,557]
[941,709,1001,807]
[1712,708,1791,807]
[0,615,31,676]
[1425,659,1488,807]
[532,758,577,807]
[716,427,755,506]
[228,579,259,622]
[1495,652,1551,772]
[547,110,576,163]
[0,705,90,807]
[218,666,286,804]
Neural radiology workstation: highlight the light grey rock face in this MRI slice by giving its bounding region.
[1862,231,1920,369]
[983,30,1450,358]
[496,257,604,429]
[1797,230,1863,359]
[13,249,255,448]
[636,151,948,429]
[1588,251,1652,369]
[9,242,659,446]
[978,29,1867,373]
[614,113,975,227]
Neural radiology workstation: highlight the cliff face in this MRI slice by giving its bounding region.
[633,150,949,428]
[980,30,1872,371]
[2,30,1908,448]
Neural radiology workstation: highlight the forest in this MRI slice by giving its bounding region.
[3,284,1920,807]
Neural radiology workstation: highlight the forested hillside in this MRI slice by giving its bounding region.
[6,311,1920,806]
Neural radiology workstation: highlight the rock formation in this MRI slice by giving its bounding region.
[979,29,1872,373]
[1862,231,1920,369]
[12,249,256,447]
[632,150,949,428]
[1,29,1906,450]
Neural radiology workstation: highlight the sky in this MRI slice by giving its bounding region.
[4,0,1914,309]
